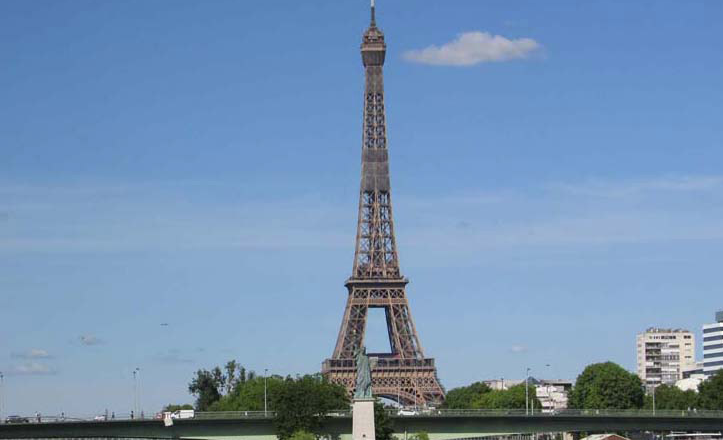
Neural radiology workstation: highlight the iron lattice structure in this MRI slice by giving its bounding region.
[322,5,445,408]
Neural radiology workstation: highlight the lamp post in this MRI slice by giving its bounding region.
[133,367,140,417]
[652,383,656,416]
[264,368,268,417]
[525,367,531,416]
[0,371,4,422]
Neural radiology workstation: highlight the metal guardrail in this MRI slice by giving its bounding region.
[386,409,723,418]
[6,408,723,424]
[195,411,277,419]
[135,409,723,420]
[195,409,723,419]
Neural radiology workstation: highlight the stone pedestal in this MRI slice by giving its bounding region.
[352,398,376,440]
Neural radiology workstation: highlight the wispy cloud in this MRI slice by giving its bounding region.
[154,349,194,364]
[1,175,723,258]
[79,335,103,346]
[0,182,349,253]
[11,349,52,359]
[6,362,56,376]
[551,175,723,198]
[510,345,528,354]
[403,31,540,66]
[395,175,723,256]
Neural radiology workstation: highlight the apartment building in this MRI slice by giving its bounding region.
[636,328,696,389]
[703,311,723,377]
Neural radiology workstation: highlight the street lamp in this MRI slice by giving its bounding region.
[525,367,531,416]
[264,368,268,417]
[0,371,4,422]
[133,367,140,417]
[651,383,656,416]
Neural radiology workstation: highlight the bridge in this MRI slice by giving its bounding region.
[1,410,723,440]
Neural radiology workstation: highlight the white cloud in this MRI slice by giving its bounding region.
[11,349,52,359]
[7,362,55,376]
[79,335,103,346]
[403,31,540,66]
[510,345,528,353]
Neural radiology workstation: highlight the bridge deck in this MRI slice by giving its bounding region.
[1,410,722,440]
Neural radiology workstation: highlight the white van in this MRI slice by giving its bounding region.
[170,410,195,419]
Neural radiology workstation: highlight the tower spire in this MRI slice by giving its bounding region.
[371,0,376,26]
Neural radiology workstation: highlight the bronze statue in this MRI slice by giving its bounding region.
[354,346,373,399]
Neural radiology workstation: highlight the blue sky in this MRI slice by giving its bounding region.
[2,0,723,417]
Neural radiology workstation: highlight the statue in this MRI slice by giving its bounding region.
[354,346,373,399]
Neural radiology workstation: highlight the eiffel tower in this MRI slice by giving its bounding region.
[322,2,445,407]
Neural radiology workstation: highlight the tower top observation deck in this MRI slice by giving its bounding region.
[362,1,386,66]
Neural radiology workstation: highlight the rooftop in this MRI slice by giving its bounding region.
[643,328,692,334]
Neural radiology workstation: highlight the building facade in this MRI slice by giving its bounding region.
[636,328,696,389]
[702,311,723,377]
[481,378,572,413]
[535,380,573,413]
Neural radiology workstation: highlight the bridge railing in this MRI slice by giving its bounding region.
[386,409,723,418]
[195,409,723,419]
[9,408,723,423]
[195,411,277,419]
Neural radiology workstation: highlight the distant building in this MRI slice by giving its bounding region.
[535,380,573,413]
[637,328,696,389]
[481,378,572,413]
[675,375,705,392]
[682,361,704,379]
[482,379,524,390]
[703,311,723,377]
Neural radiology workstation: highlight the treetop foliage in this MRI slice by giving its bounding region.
[374,400,395,440]
[442,381,539,410]
[697,369,723,410]
[644,384,697,410]
[569,362,644,409]
[288,431,316,440]
[187,362,350,439]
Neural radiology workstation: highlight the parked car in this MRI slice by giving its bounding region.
[170,410,194,419]
[93,415,107,421]
[5,415,30,424]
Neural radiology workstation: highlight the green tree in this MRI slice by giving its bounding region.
[443,382,492,409]
[273,374,350,439]
[410,432,430,440]
[698,370,723,410]
[569,362,644,409]
[211,375,285,411]
[289,430,316,440]
[188,360,259,411]
[374,401,394,440]
[224,360,240,394]
[643,384,698,410]
[188,369,224,410]
[475,383,540,410]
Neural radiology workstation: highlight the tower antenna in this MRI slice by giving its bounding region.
[371,0,376,25]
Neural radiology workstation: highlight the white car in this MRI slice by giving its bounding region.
[93,415,106,421]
